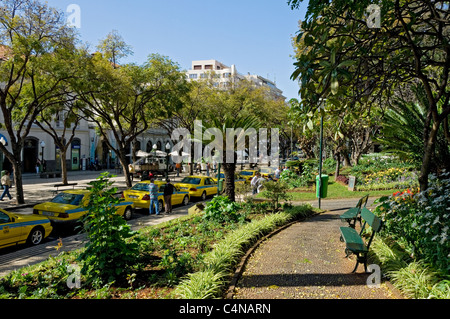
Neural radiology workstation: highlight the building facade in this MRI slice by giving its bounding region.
[186,59,285,100]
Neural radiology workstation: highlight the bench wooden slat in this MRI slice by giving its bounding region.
[339,194,369,228]
[340,227,368,253]
[360,207,382,232]
[339,207,360,220]
[339,207,382,273]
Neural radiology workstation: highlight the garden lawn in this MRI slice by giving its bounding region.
[285,176,397,201]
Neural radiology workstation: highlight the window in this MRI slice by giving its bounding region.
[205,65,213,70]
[51,193,85,206]
[0,211,10,224]
[189,74,198,79]
[132,183,150,192]
[194,65,202,70]
[180,177,201,185]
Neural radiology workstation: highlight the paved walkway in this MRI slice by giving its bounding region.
[1,171,404,299]
[231,198,404,299]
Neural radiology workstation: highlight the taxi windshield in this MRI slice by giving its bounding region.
[180,177,201,184]
[131,183,150,192]
[52,193,85,206]
[240,171,254,176]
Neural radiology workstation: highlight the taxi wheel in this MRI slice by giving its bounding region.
[27,227,44,246]
[183,195,189,206]
[201,191,207,201]
[158,200,164,213]
[123,207,133,221]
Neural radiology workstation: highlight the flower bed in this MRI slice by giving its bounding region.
[374,172,450,276]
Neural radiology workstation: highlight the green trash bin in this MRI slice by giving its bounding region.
[316,175,329,199]
[218,180,224,193]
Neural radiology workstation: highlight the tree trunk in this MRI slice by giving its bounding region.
[118,151,132,188]
[60,149,69,185]
[342,150,352,167]
[11,146,25,205]
[334,152,341,179]
[418,120,440,192]
[222,162,236,202]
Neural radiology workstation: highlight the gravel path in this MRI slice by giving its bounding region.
[232,207,403,299]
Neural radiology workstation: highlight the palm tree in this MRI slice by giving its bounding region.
[375,85,450,173]
[205,115,260,202]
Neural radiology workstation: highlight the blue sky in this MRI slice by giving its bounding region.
[46,0,308,101]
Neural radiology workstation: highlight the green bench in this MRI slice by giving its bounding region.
[339,194,369,229]
[340,207,382,273]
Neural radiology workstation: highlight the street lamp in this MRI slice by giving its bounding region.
[165,142,171,180]
[317,99,326,209]
[40,141,46,170]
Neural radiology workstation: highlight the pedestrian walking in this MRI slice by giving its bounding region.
[36,158,41,175]
[163,179,175,214]
[0,171,13,201]
[274,167,281,181]
[148,178,160,215]
[206,162,211,176]
[176,162,181,177]
[251,172,263,195]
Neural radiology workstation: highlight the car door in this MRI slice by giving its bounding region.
[206,178,217,195]
[0,211,22,247]
[170,185,181,205]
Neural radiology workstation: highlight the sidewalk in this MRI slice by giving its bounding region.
[231,198,404,299]
[0,169,190,211]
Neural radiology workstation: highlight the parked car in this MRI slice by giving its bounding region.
[259,167,275,179]
[175,176,218,201]
[212,173,246,185]
[0,209,53,249]
[122,180,190,212]
[33,190,134,223]
[239,170,259,183]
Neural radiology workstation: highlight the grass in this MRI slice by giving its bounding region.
[258,176,396,202]
[175,204,316,299]
[370,236,450,299]
[289,176,393,201]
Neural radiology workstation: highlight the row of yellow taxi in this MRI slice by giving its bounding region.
[1,169,274,250]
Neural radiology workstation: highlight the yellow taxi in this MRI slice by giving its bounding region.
[33,190,134,223]
[122,180,190,212]
[175,176,218,201]
[212,173,246,185]
[0,208,53,249]
[239,170,259,183]
[259,167,275,178]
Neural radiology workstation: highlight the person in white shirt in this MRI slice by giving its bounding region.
[251,172,263,195]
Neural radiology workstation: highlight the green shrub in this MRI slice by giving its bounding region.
[374,172,450,275]
[78,173,141,285]
[202,195,245,224]
[261,181,292,212]
[279,169,305,188]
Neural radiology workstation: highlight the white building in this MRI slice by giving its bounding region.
[186,59,285,100]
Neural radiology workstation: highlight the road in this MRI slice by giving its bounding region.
[0,169,206,278]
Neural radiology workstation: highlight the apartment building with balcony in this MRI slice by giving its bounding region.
[186,59,285,100]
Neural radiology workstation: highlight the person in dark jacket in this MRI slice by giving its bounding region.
[163,179,175,214]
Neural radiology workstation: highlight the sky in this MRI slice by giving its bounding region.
[45,0,308,101]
